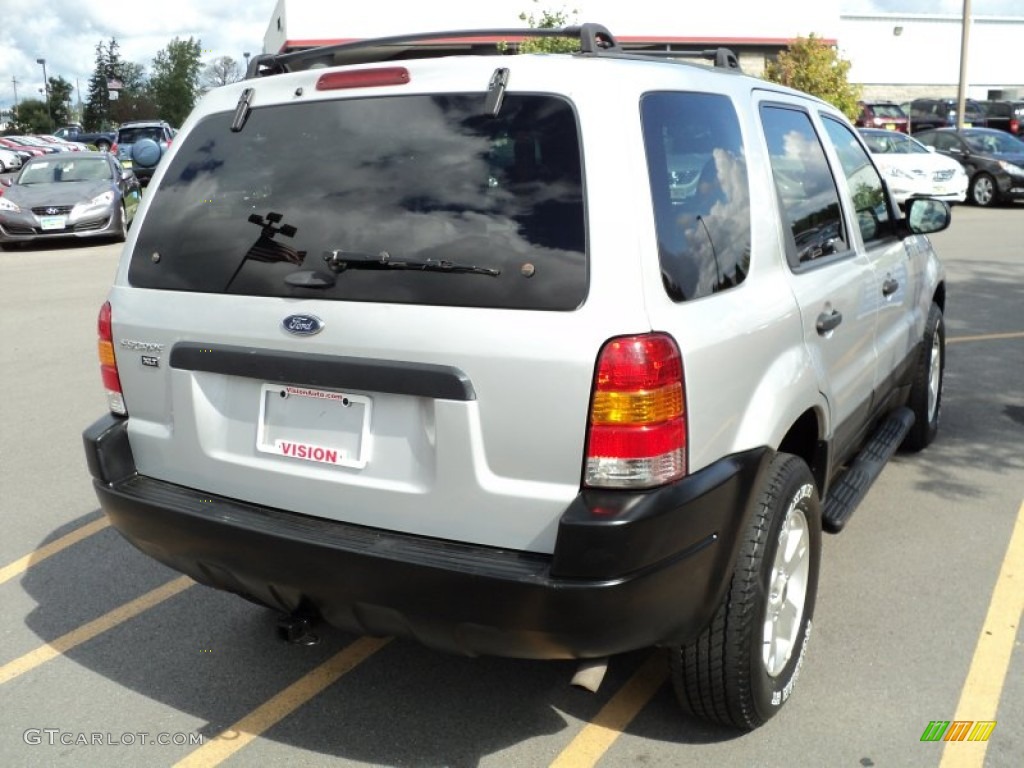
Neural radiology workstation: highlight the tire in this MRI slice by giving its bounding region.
[669,453,821,730]
[902,303,945,451]
[970,173,997,207]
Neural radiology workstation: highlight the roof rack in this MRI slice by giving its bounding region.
[245,23,741,79]
[623,47,741,70]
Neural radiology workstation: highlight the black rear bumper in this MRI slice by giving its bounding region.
[84,413,769,659]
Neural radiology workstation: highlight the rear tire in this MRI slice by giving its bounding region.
[669,453,821,730]
[902,303,944,451]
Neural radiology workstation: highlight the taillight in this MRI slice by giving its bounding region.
[1011,118,1020,134]
[584,333,686,489]
[110,142,118,155]
[97,301,126,415]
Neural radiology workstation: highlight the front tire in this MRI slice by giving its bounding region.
[902,303,945,451]
[970,173,997,206]
[670,453,821,730]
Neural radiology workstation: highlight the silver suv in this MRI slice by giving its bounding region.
[84,24,950,731]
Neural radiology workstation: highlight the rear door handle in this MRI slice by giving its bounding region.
[882,277,899,296]
[816,309,843,335]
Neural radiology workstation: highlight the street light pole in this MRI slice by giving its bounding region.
[36,57,53,130]
[243,52,251,77]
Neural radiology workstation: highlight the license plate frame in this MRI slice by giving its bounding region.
[39,215,67,231]
[256,383,372,469]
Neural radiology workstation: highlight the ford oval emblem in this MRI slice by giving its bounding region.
[282,314,324,336]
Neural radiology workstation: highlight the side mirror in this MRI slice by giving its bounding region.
[902,198,951,236]
[0,178,12,187]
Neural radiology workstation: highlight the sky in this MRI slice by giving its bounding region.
[2,0,1022,116]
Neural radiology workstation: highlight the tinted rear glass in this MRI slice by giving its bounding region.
[641,92,751,301]
[118,126,167,143]
[128,94,587,310]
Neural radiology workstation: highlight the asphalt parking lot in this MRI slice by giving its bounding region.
[0,205,1021,767]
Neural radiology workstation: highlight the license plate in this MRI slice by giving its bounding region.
[934,184,950,194]
[963,122,972,128]
[256,384,371,469]
[39,215,66,230]
[121,160,133,168]
[884,123,896,131]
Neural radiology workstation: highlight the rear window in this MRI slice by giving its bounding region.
[128,94,587,311]
[118,126,167,143]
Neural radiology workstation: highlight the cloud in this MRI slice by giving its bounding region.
[0,0,274,112]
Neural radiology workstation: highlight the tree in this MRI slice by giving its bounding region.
[505,2,580,54]
[110,62,158,123]
[46,76,74,128]
[83,40,112,130]
[10,99,51,134]
[149,37,203,127]
[201,56,243,91]
[763,34,861,120]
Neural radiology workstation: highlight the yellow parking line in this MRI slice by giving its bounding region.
[174,636,391,768]
[0,517,110,587]
[947,331,1024,345]
[940,500,1024,768]
[0,575,192,686]
[549,652,668,768]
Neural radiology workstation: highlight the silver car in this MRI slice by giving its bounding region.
[83,24,950,731]
[0,151,141,248]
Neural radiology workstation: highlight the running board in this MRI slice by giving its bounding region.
[822,407,915,533]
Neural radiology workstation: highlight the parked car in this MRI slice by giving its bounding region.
[978,100,1024,136]
[915,127,1024,206]
[0,148,24,173]
[0,136,61,155]
[34,134,89,151]
[52,125,117,151]
[908,98,988,132]
[0,138,46,160]
[854,101,909,133]
[0,151,141,248]
[112,119,175,185]
[83,24,951,732]
[858,128,968,206]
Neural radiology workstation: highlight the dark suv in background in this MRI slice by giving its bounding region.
[908,98,988,133]
[979,100,1024,136]
[112,120,174,184]
[855,101,909,133]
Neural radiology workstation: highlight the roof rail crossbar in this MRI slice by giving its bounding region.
[627,47,740,70]
[246,24,621,79]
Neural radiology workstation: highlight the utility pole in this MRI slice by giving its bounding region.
[11,77,18,106]
[956,0,972,130]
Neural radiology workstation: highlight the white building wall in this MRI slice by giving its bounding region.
[840,14,1024,100]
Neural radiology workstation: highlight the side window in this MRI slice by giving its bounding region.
[760,104,847,267]
[820,116,893,245]
[641,92,751,302]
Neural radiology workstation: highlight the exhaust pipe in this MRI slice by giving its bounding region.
[571,657,609,693]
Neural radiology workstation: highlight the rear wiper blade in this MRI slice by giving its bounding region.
[322,250,500,277]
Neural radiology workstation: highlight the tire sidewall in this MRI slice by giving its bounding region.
[748,468,822,722]
[923,307,945,439]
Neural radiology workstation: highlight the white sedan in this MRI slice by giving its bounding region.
[0,147,24,173]
[859,128,968,206]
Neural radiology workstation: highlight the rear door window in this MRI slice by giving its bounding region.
[128,94,586,311]
[641,92,751,301]
[760,104,847,268]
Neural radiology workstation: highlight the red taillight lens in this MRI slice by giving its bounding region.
[110,143,117,154]
[316,67,410,91]
[584,334,686,489]
[1011,118,1020,134]
[97,301,126,415]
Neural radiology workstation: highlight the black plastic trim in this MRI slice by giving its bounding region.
[83,412,770,658]
[169,342,476,401]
